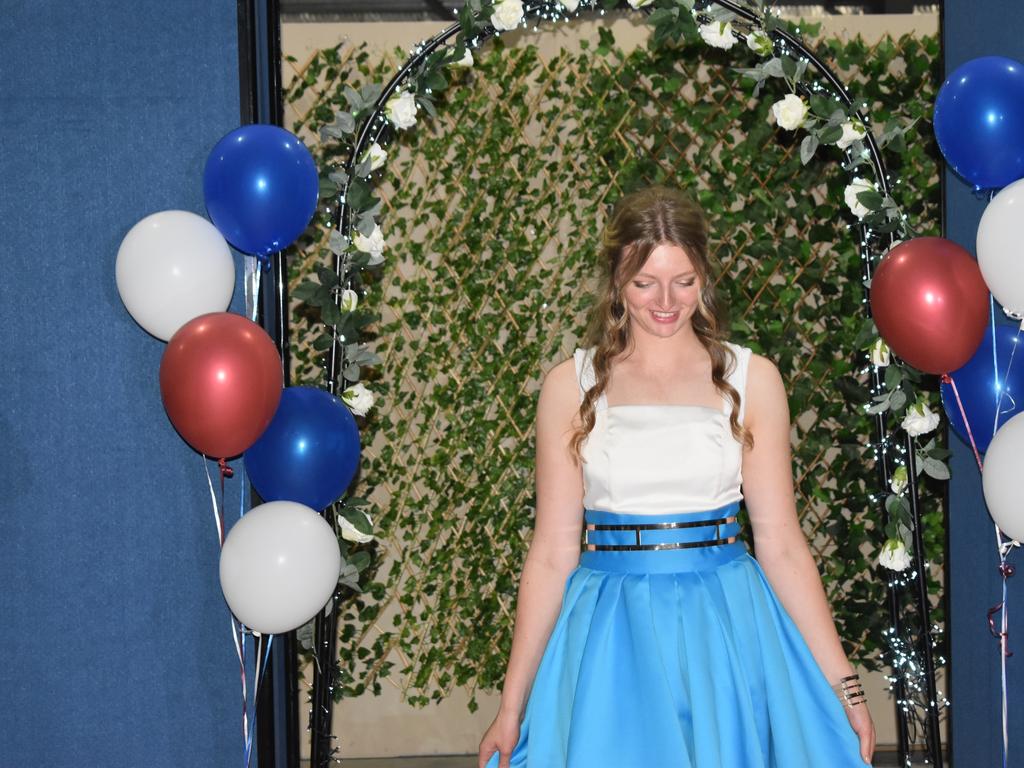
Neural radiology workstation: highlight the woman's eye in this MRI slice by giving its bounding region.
[678,280,696,287]
[632,282,651,288]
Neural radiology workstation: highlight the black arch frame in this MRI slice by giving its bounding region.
[294,3,946,766]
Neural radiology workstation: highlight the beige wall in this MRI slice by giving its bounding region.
[282,12,942,759]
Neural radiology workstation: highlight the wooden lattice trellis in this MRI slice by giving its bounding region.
[283,19,942,721]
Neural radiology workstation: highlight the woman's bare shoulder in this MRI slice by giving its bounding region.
[745,352,788,420]
[539,355,581,413]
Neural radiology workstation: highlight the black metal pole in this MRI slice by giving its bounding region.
[238,0,299,766]
[904,433,945,766]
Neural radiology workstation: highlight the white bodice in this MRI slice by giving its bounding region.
[575,342,751,515]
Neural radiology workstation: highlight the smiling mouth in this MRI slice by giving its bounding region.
[651,310,679,322]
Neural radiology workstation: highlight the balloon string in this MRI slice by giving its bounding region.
[1003,582,1009,768]
[203,456,250,759]
[203,456,225,546]
[941,374,984,472]
[231,617,248,750]
[990,299,1001,441]
[988,303,1023,437]
[248,257,262,324]
[243,634,274,767]
[996,334,1021,429]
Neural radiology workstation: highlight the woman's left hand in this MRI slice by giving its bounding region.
[846,701,876,765]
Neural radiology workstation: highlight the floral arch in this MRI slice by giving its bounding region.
[284,2,945,765]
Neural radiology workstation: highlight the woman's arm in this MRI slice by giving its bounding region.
[494,356,586,720]
[741,353,874,763]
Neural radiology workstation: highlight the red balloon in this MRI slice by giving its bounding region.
[160,313,283,458]
[870,237,989,374]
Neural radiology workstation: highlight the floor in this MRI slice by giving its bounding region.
[325,749,943,766]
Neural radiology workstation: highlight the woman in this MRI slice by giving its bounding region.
[478,186,875,767]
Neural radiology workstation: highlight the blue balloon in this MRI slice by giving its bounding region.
[934,56,1024,190]
[941,323,1024,453]
[203,125,319,256]
[245,386,361,511]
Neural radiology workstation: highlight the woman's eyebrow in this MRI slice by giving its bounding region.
[635,271,697,278]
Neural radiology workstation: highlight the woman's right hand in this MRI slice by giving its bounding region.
[477,708,521,768]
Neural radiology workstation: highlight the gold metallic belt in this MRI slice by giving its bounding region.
[583,515,739,552]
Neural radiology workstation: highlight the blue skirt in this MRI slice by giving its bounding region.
[487,504,866,767]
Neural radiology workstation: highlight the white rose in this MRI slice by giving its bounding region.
[878,538,912,571]
[490,0,524,31]
[844,177,875,219]
[770,94,808,131]
[342,382,375,417]
[453,48,474,68]
[698,21,737,50]
[353,224,386,260]
[559,0,580,11]
[890,465,908,495]
[901,401,940,437]
[385,90,418,130]
[869,338,890,367]
[836,120,867,150]
[360,142,387,173]
[746,29,772,57]
[338,511,375,544]
[340,288,358,313]
[627,0,654,7]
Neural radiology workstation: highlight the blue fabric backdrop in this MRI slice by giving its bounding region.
[945,2,1024,765]
[0,2,247,766]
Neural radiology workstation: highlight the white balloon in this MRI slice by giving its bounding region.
[982,411,1024,542]
[978,178,1024,316]
[219,501,341,634]
[115,210,234,340]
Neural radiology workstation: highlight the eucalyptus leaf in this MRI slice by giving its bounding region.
[361,82,383,105]
[337,111,356,134]
[762,57,785,79]
[317,265,338,287]
[799,134,818,165]
[329,229,350,256]
[866,393,891,415]
[356,214,378,237]
[856,189,885,211]
[884,364,903,390]
[885,493,911,519]
[338,562,362,593]
[921,456,951,481]
[341,507,373,534]
[424,70,448,92]
[818,123,843,145]
[349,550,372,571]
[888,389,908,412]
[794,59,808,83]
[780,55,797,80]
[354,157,373,178]
[343,84,363,111]
[418,95,438,120]
[328,168,349,187]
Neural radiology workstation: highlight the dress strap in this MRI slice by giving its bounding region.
[723,342,752,423]
[573,347,607,410]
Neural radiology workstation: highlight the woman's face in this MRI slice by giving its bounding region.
[620,243,701,339]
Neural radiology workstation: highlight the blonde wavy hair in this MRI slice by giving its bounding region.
[568,185,753,463]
